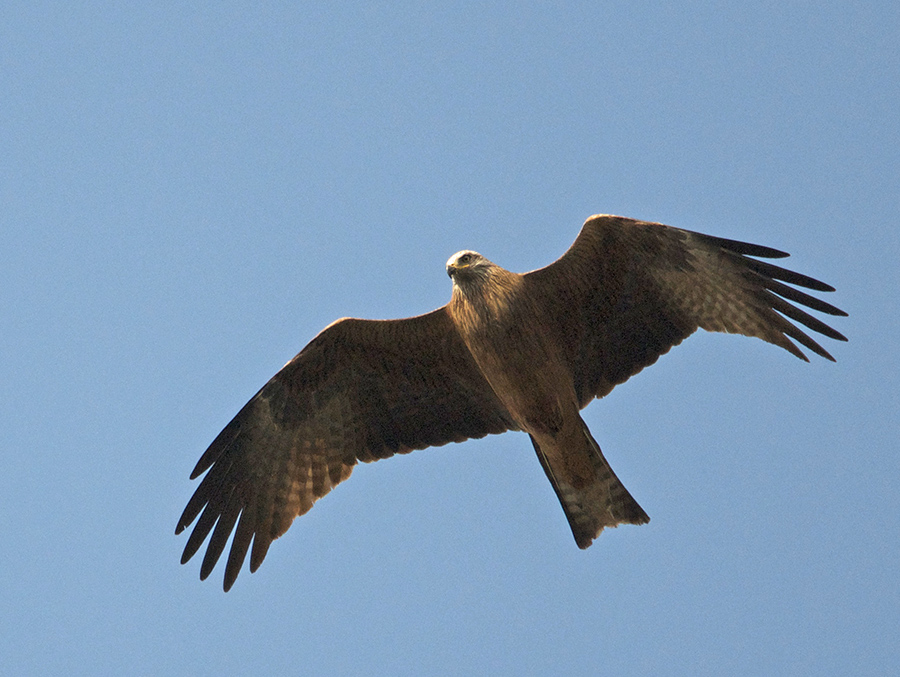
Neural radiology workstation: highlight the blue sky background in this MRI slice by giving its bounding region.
[3,3,898,675]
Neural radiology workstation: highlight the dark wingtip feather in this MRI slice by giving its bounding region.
[222,508,256,592]
[705,236,847,361]
[175,497,202,535]
[764,278,847,317]
[249,535,272,573]
[700,231,845,296]
[181,539,201,566]
[698,233,790,259]
[744,257,839,292]
[180,503,218,564]
[199,499,242,582]
[772,306,839,362]
[180,546,196,566]
[191,420,243,479]
[780,336,811,362]
[768,294,848,343]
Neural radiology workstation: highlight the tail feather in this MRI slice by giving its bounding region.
[530,423,649,549]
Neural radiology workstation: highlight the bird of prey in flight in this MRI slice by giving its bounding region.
[176,214,847,590]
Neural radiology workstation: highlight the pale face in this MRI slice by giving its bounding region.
[446,250,489,279]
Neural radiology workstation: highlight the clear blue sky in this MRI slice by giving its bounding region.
[3,3,898,675]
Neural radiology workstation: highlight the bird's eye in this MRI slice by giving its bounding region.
[460,254,471,265]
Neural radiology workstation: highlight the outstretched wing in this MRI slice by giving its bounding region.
[525,215,847,407]
[176,308,515,590]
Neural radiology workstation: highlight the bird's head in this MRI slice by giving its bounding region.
[446,250,491,283]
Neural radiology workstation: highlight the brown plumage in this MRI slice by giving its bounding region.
[176,214,847,590]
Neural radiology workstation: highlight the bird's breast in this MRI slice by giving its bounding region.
[451,294,576,434]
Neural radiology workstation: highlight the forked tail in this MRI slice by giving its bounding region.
[530,422,649,548]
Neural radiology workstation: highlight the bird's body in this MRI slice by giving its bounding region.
[448,255,558,433]
[177,215,847,590]
[446,250,649,542]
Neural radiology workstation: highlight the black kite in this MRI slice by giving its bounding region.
[177,215,847,590]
